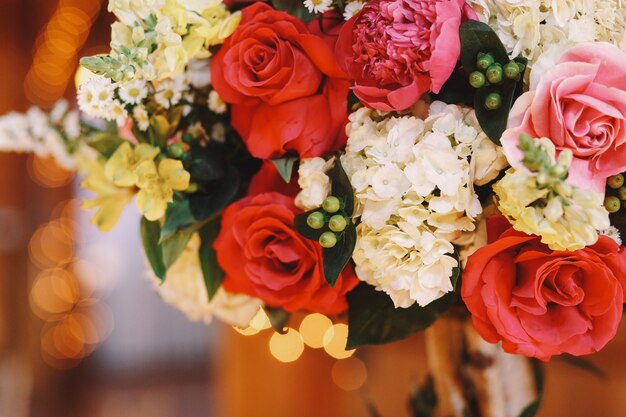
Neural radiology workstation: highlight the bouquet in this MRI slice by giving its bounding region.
[3,0,626,407]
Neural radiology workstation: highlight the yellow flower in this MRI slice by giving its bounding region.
[104,142,160,187]
[135,158,191,221]
[78,156,134,232]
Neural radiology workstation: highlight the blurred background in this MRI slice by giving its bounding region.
[1,1,626,416]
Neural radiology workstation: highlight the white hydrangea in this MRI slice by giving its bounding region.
[0,102,79,169]
[148,235,263,327]
[295,157,335,211]
[469,0,626,72]
[342,102,507,308]
[208,90,227,114]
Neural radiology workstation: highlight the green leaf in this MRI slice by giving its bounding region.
[187,145,226,182]
[270,157,297,183]
[198,219,224,301]
[346,283,456,348]
[432,67,475,106]
[265,307,291,334]
[161,230,193,269]
[450,250,462,291]
[459,20,509,73]
[271,0,316,22]
[329,159,354,216]
[517,360,544,417]
[474,81,518,145]
[87,133,126,159]
[140,217,166,281]
[159,167,239,241]
[323,223,357,286]
[557,355,608,380]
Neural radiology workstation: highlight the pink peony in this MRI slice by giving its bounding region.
[335,0,477,111]
[501,42,626,193]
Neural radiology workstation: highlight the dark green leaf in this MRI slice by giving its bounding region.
[459,20,509,73]
[270,157,297,183]
[294,208,329,241]
[610,211,626,242]
[140,217,166,281]
[474,81,518,145]
[87,133,126,159]
[265,307,290,334]
[432,67,475,106]
[198,219,224,301]
[323,223,357,286]
[451,250,462,291]
[346,283,456,348]
[271,0,316,22]
[557,355,608,381]
[329,159,354,216]
[160,167,239,241]
[187,146,226,182]
[161,230,193,269]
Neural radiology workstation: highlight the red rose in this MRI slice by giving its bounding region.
[211,3,350,160]
[462,216,626,361]
[215,192,358,315]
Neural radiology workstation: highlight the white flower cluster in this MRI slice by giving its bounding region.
[469,0,626,67]
[148,235,262,327]
[295,157,335,211]
[0,100,80,169]
[342,102,507,308]
[77,74,189,130]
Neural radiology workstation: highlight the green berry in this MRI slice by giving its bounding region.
[167,143,185,158]
[476,53,495,70]
[618,187,626,201]
[486,64,503,84]
[306,211,325,230]
[328,215,348,233]
[322,196,341,214]
[469,71,486,88]
[604,196,621,213]
[607,174,625,189]
[504,61,521,79]
[182,133,195,145]
[484,92,502,110]
[319,231,337,248]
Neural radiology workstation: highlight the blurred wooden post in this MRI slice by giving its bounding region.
[425,316,537,417]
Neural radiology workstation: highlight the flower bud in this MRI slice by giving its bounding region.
[607,174,625,189]
[504,61,520,79]
[469,71,486,88]
[484,92,502,110]
[486,64,503,84]
[307,211,325,230]
[167,143,185,158]
[322,196,341,213]
[618,187,626,201]
[476,53,495,70]
[604,196,621,213]
[329,215,348,232]
[319,231,337,248]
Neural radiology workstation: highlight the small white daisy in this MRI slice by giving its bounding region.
[133,106,150,131]
[303,0,333,14]
[118,79,149,105]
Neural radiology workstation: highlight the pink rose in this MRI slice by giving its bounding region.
[502,42,626,193]
[462,215,626,361]
[335,0,477,111]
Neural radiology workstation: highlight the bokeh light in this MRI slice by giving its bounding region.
[234,307,272,336]
[27,155,74,188]
[269,328,304,363]
[299,313,333,349]
[331,357,367,391]
[323,324,355,360]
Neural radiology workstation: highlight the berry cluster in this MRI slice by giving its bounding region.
[469,53,525,110]
[604,173,626,213]
[306,196,349,248]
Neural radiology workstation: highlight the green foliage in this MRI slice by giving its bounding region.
[87,133,126,159]
[329,159,354,216]
[346,283,457,348]
[140,218,167,281]
[517,360,544,417]
[161,230,193,269]
[322,223,357,286]
[557,355,608,380]
[271,0,316,22]
[198,219,225,301]
[458,21,527,145]
[270,157,298,183]
[265,307,291,334]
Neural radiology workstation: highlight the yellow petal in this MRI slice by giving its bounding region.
[158,158,190,191]
[105,142,137,187]
[134,143,160,162]
[137,187,170,221]
[135,159,160,189]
